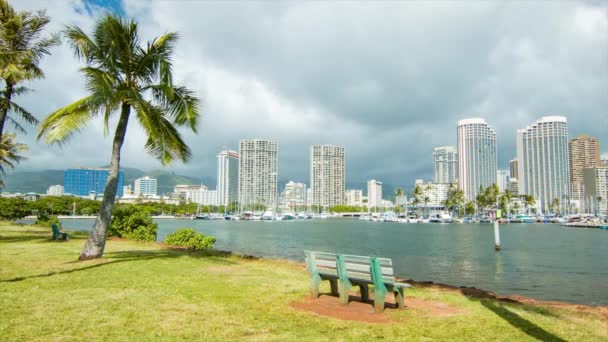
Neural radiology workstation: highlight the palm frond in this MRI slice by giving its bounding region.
[10,101,39,125]
[64,25,98,63]
[37,96,103,144]
[0,132,28,174]
[133,96,191,164]
[6,116,26,134]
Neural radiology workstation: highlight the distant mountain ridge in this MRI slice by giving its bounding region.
[3,168,408,201]
[2,167,214,195]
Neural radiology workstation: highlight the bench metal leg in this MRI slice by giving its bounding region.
[329,279,339,296]
[374,287,388,313]
[339,281,352,305]
[395,287,405,309]
[360,284,370,302]
[310,274,321,298]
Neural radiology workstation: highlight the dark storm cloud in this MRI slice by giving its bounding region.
[8,1,608,189]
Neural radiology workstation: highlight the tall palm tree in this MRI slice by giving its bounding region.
[38,15,200,260]
[0,0,58,137]
[0,132,27,174]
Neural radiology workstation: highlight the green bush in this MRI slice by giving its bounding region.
[35,214,60,226]
[109,206,157,242]
[0,198,31,221]
[164,228,216,250]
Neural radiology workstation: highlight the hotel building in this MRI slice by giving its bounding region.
[310,145,345,208]
[238,140,278,208]
[433,146,458,184]
[217,150,240,206]
[569,135,600,205]
[517,116,570,212]
[457,118,497,200]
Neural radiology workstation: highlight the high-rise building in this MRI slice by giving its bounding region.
[517,116,570,212]
[583,167,608,216]
[457,118,497,200]
[46,185,64,196]
[508,179,519,196]
[496,170,509,192]
[345,189,363,207]
[601,160,608,167]
[217,150,240,206]
[433,146,458,184]
[414,180,449,207]
[134,176,158,197]
[280,181,307,210]
[238,139,278,208]
[310,145,345,208]
[367,179,383,208]
[569,134,600,204]
[64,168,124,197]
[509,159,519,180]
[187,188,218,206]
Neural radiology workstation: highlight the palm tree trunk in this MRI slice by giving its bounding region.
[79,103,130,260]
[0,83,14,137]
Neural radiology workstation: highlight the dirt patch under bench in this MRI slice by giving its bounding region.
[291,292,465,324]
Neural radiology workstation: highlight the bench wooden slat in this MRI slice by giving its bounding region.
[314,259,337,268]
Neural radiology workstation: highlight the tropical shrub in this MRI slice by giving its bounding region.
[35,213,59,226]
[164,228,215,250]
[0,197,30,221]
[109,206,157,242]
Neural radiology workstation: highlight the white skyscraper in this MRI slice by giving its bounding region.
[345,189,363,207]
[457,118,497,200]
[517,116,570,212]
[367,179,383,209]
[217,150,239,206]
[415,180,449,207]
[280,181,307,210]
[238,139,278,208]
[134,176,158,197]
[496,170,509,192]
[433,146,458,184]
[310,145,345,208]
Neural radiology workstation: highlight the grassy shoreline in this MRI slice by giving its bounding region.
[1,222,606,341]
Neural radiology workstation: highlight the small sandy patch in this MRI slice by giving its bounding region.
[291,295,393,323]
[291,292,466,324]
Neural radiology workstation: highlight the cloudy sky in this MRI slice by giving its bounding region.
[10,0,608,187]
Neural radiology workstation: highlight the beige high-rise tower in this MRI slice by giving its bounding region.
[569,134,600,204]
[310,145,345,208]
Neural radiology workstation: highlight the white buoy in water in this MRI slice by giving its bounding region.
[494,220,501,251]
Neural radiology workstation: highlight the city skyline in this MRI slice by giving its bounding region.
[5,1,606,186]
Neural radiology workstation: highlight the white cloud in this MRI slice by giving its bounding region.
[6,0,608,188]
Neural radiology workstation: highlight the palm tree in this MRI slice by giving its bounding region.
[523,195,536,215]
[38,15,200,260]
[412,184,422,217]
[394,187,405,214]
[0,0,59,137]
[444,183,464,217]
[0,132,27,174]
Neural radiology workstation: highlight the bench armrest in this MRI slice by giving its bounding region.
[393,282,412,288]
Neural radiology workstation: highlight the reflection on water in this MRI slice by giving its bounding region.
[56,218,608,306]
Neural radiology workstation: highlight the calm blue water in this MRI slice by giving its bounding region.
[57,218,608,306]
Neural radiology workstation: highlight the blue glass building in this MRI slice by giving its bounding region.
[64,168,124,197]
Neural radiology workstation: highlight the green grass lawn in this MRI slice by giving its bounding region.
[0,222,606,341]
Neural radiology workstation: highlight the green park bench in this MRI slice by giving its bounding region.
[51,223,69,241]
[305,250,412,313]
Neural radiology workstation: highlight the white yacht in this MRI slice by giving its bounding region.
[261,211,275,220]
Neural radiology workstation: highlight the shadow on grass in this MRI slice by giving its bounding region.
[478,299,567,342]
[0,247,236,283]
[0,232,87,244]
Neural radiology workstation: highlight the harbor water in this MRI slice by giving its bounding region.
[57,218,608,306]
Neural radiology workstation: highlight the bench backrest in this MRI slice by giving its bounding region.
[339,254,395,284]
[305,250,396,285]
[305,251,338,277]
